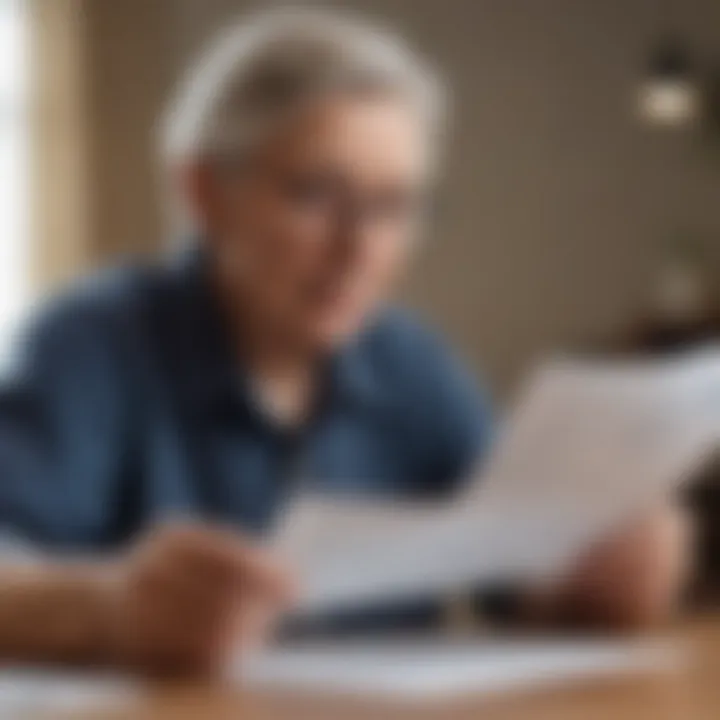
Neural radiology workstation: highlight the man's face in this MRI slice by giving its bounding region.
[189,94,432,350]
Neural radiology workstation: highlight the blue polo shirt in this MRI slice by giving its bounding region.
[0,249,492,553]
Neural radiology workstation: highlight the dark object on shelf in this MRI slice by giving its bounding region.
[630,316,720,354]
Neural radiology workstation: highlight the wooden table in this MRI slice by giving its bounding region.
[24,614,720,719]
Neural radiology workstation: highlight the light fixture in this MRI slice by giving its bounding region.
[637,38,702,127]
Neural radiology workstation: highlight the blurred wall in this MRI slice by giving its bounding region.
[83,0,174,263]
[30,0,92,290]
[40,0,720,393]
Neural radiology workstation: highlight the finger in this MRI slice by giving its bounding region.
[232,594,285,653]
[174,531,296,603]
[236,545,297,602]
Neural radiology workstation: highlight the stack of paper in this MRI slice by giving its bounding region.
[0,671,139,715]
[238,635,679,700]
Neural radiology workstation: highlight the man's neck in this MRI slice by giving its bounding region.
[213,260,326,428]
[243,337,324,429]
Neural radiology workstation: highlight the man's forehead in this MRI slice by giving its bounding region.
[262,96,433,180]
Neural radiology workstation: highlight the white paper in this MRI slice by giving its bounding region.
[273,350,720,615]
[237,635,679,701]
[0,641,678,710]
[0,671,140,715]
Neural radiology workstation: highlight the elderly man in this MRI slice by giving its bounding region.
[0,9,688,676]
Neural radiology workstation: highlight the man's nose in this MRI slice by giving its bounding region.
[331,202,373,261]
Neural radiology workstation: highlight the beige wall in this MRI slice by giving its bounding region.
[37,0,720,393]
[30,0,92,289]
[83,0,176,263]
[31,0,176,286]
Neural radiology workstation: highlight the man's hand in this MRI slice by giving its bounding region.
[0,524,296,677]
[105,524,295,675]
[528,504,692,631]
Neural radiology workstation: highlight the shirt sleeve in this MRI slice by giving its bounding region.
[375,310,494,494]
[0,295,129,549]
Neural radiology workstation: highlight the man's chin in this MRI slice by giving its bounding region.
[305,315,368,351]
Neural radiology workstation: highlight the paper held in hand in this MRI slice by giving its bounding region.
[272,349,720,617]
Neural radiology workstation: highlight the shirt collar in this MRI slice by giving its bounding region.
[165,245,385,422]
[329,329,386,410]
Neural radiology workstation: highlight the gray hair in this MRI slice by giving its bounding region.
[161,8,446,166]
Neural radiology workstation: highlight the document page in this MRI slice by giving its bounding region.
[237,635,678,701]
[272,350,720,616]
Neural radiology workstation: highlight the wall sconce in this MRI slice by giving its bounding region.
[637,38,702,127]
